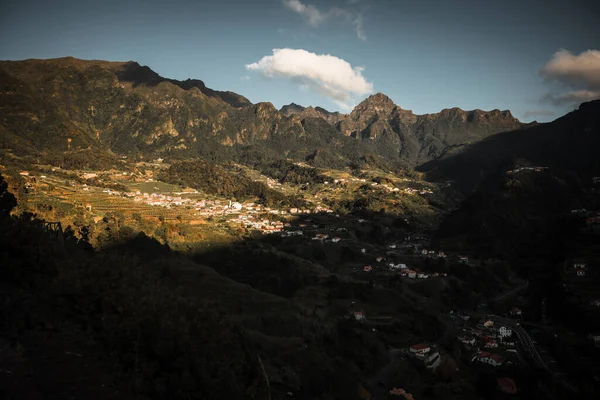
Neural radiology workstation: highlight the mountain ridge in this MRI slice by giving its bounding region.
[0,56,528,168]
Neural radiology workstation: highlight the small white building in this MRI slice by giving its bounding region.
[353,311,366,321]
[498,326,512,338]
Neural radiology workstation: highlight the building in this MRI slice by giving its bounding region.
[409,343,431,355]
[458,337,476,346]
[509,307,522,316]
[363,265,372,272]
[576,269,587,277]
[331,237,341,243]
[478,319,494,329]
[353,311,366,322]
[458,255,469,264]
[484,339,499,348]
[19,171,29,176]
[498,326,512,338]
[407,270,417,279]
[476,352,504,366]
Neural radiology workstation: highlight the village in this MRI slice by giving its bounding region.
[10,165,600,400]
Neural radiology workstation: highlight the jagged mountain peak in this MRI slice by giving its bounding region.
[280,103,306,116]
[355,92,397,108]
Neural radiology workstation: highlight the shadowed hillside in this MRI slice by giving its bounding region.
[419,100,600,192]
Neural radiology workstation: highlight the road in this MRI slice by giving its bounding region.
[489,315,576,392]
[491,279,529,302]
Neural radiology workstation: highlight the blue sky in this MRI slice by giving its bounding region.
[1,0,599,121]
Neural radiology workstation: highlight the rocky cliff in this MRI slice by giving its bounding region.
[0,57,524,169]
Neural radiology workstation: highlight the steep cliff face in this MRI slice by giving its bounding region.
[281,93,523,165]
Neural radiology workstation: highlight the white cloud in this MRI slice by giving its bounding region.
[246,48,373,107]
[540,49,600,105]
[283,0,325,26]
[283,0,366,40]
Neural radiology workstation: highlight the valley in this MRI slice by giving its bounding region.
[1,57,600,400]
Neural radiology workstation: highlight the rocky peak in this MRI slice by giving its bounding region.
[349,92,398,122]
[280,103,306,116]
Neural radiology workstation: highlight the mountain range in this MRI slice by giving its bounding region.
[0,57,527,169]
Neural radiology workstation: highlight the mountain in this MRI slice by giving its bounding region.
[280,103,343,124]
[0,57,524,170]
[419,100,600,191]
[334,93,524,165]
[0,57,372,169]
[282,93,524,165]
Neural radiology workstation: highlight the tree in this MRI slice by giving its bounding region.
[0,175,17,216]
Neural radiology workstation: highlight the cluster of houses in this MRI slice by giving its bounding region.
[457,319,516,367]
[369,182,401,192]
[572,262,588,277]
[419,249,447,259]
[507,166,549,174]
[228,215,286,233]
[401,187,434,195]
[586,215,600,225]
[360,261,448,279]
[409,343,442,371]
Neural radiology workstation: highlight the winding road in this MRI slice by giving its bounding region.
[489,315,576,392]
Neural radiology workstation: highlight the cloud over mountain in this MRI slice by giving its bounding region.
[541,49,600,105]
[246,48,373,109]
[283,0,366,40]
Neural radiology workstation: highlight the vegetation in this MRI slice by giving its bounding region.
[159,160,307,207]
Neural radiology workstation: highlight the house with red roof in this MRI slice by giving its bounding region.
[476,351,503,367]
[409,343,430,355]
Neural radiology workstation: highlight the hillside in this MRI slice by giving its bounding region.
[0,57,373,169]
[419,100,600,191]
[282,93,524,165]
[0,57,525,169]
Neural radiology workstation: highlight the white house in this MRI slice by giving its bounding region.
[353,311,366,322]
[498,326,512,338]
